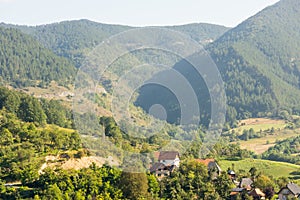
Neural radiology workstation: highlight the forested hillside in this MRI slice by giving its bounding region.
[209,0,300,123]
[0,87,81,185]
[3,0,300,126]
[1,20,229,67]
[0,27,76,87]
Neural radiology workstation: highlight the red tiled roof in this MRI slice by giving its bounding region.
[195,158,215,166]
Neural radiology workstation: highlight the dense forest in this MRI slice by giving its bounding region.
[208,0,300,124]
[0,27,76,87]
[0,20,229,68]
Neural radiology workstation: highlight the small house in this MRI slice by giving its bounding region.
[195,158,222,179]
[150,151,180,178]
[278,183,300,200]
[158,151,180,167]
[239,178,253,190]
[228,169,236,180]
[149,162,176,179]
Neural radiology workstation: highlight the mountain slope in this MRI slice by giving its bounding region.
[167,23,229,44]
[1,20,229,67]
[209,0,300,120]
[0,27,76,87]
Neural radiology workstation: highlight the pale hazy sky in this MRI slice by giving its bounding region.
[0,0,280,27]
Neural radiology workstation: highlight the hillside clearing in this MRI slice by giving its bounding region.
[234,118,286,134]
[39,155,120,173]
[237,129,300,154]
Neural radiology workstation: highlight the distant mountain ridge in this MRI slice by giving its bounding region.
[0,19,229,67]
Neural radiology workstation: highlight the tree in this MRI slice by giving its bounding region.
[120,172,149,200]
[147,174,160,199]
[18,96,46,125]
[254,175,274,191]
[20,165,39,185]
[249,167,258,179]
[214,171,235,198]
[44,184,64,200]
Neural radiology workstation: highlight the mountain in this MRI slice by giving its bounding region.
[0,27,76,87]
[131,0,300,126]
[1,20,229,67]
[3,0,300,126]
[167,23,229,44]
[208,0,300,122]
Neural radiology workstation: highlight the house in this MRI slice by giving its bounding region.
[149,162,175,179]
[195,158,222,179]
[150,151,180,178]
[228,169,236,180]
[239,178,253,190]
[230,178,254,199]
[230,187,265,200]
[278,183,300,200]
[158,151,180,167]
[249,188,265,200]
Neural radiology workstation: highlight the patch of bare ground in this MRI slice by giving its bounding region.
[39,155,119,174]
[238,118,284,126]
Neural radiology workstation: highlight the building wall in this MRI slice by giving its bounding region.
[159,157,180,167]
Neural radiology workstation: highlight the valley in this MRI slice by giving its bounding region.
[1,0,300,199]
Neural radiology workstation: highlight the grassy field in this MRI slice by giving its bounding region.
[228,118,300,154]
[238,129,300,154]
[219,159,300,180]
[234,118,286,134]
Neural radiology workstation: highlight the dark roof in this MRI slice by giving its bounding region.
[239,178,253,189]
[228,170,235,175]
[287,183,300,195]
[158,151,179,160]
[150,162,165,172]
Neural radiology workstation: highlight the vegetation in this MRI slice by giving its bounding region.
[219,159,300,180]
[0,87,73,127]
[0,108,81,183]
[2,0,300,199]
[1,20,229,68]
[0,27,75,87]
[208,0,300,125]
[262,136,300,164]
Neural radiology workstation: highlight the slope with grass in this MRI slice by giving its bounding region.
[219,158,300,180]
[224,117,300,154]
[238,129,300,154]
[234,118,286,134]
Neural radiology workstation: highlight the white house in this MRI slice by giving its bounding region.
[158,151,180,167]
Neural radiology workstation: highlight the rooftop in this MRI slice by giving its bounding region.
[158,151,179,160]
